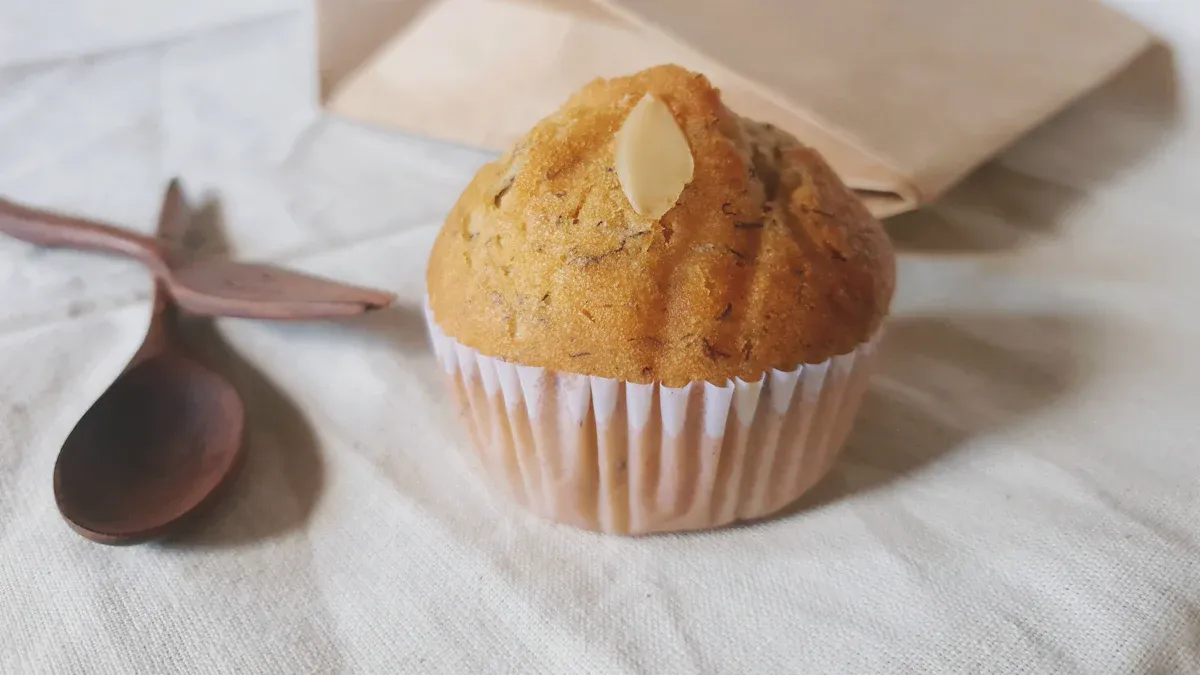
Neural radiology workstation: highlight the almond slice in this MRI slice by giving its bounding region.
[614,93,695,220]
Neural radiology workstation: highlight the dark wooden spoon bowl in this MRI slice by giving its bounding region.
[53,347,245,544]
[51,278,247,544]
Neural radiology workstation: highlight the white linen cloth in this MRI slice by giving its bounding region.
[1,1,1198,672]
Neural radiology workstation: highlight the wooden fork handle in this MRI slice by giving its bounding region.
[0,196,165,273]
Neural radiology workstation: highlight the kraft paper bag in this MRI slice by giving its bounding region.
[317,0,1151,217]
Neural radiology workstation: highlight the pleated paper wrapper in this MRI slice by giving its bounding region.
[426,308,881,535]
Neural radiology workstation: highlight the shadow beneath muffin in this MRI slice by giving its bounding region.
[753,312,1091,524]
[885,42,1179,253]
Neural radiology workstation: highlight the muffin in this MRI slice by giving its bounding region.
[425,64,895,534]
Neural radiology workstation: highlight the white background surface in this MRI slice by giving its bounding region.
[1,1,1199,673]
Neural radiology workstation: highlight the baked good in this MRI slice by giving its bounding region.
[425,64,895,534]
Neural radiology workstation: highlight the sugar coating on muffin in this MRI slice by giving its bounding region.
[426,64,895,387]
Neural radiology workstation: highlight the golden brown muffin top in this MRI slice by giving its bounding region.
[426,64,895,387]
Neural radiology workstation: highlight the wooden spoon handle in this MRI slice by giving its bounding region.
[0,196,164,272]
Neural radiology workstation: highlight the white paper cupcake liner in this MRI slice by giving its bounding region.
[425,303,880,535]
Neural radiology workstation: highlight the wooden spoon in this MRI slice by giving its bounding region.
[53,187,248,544]
[53,284,246,544]
[0,181,395,320]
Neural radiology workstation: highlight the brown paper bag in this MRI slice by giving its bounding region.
[317,0,1151,217]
